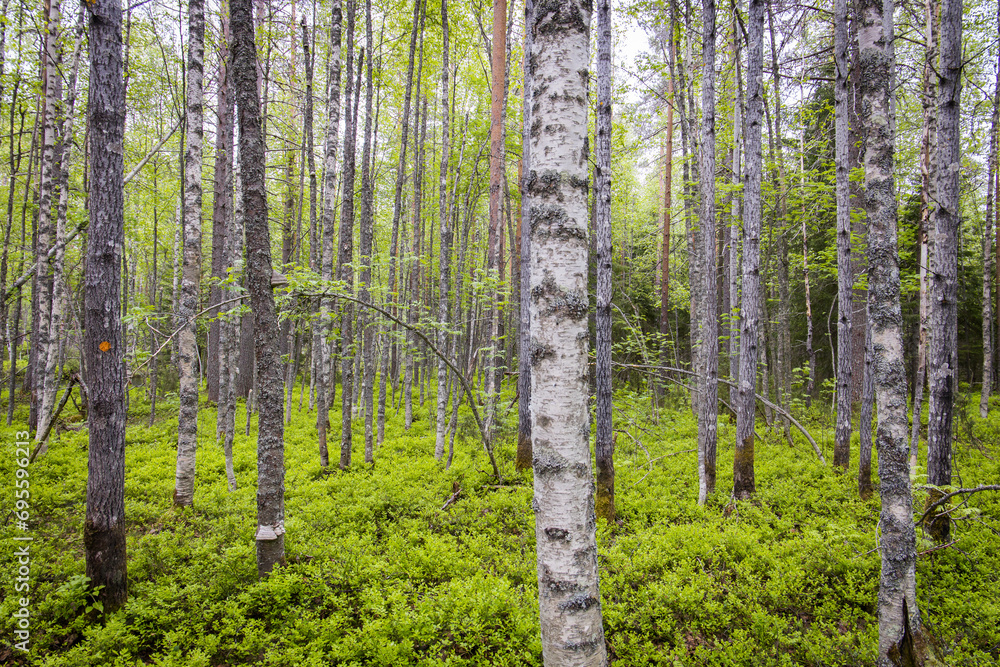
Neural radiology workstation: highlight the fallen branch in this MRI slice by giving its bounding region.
[917,485,1000,527]
[612,361,825,464]
[3,222,88,304]
[29,378,77,463]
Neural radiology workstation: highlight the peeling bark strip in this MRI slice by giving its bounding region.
[232,0,286,578]
[734,0,763,501]
[855,0,924,663]
[84,0,127,613]
[833,0,852,470]
[528,2,606,664]
[927,0,962,500]
[174,0,205,508]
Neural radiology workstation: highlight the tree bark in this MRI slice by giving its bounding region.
[696,0,718,505]
[435,0,452,462]
[84,0,128,613]
[316,0,342,467]
[232,0,286,578]
[359,0,376,463]
[594,0,614,523]
[528,3,607,663]
[833,0,852,470]
[338,0,358,468]
[856,0,925,660]
[981,11,999,419]
[735,0,763,501]
[927,0,961,507]
[174,0,205,507]
[515,0,533,472]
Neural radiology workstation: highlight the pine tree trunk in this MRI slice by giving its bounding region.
[927,0,961,508]
[174,0,205,507]
[833,0,853,470]
[84,0,128,613]
[856,0,925,659]
[233,0,286,577]
[484,0,507,445]
[734,0,763,501]
[696,0,718,505]
[528,3,606,662]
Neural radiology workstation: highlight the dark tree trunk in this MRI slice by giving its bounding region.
[515,0,532,472]
[833,0,852,470]
[232,0,286,578]
[84,0,128,613]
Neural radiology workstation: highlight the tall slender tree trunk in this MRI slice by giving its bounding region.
[338,0,358,468]
[528,3,606,662]
[660,45,675,395]
[377,0,421,445]
[696,0,718,505]
[912,0,937,468]
[856,0,926,660]
[359,0,376,463]
[34,0,63,441]
[484,0,507,445]
[858,303,874,499]
[174,0,205,507]
[214,4,235,437]
[435,0,452,461]
[728,21,742,410]
[926,0,961,523]
[316,0,342,467]
[594,0,614,523]
[981,18,1000,419]
[735,0,763,501]
[233,0,285,577]
[833,0,853,470]
[84,0,127,613]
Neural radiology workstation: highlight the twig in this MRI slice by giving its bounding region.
[917,540,956,557]
[440,488,461,511]
[917,485,1000,527]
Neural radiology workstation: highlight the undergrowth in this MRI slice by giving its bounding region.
[0,384,997,666]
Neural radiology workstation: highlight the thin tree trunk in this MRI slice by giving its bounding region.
[214,3,235,431]
[527,3,607,662]
[728,21,741,410]
[515,0,533,472]
[594,0,614,523]
[981,13,999,419]
[337,0,358,468]
[859,302,874,499]
[84,0,128,613]
[435,0,452,462]
[735,0,763,501]
[174,0,205,507]
[696,0,718,505]
[316,0,342,467]
[833,0,853,470]
[378,0,422,445]
[359,0,376,463]
[233,0,286,578]
[484,0,507,445]
[856,0,926,660]
[926,0,961,522]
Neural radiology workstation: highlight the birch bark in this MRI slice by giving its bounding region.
[528,2,606,663]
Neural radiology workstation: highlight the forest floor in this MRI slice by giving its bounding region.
[1,383,998,666]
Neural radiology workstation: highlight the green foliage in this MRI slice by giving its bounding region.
[0,389,997,665]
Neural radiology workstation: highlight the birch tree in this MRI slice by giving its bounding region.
[528,2,606,663]
[856,0,926,660]
[174,0,205,507]
[435,0,452,461]
[696,0,718,505]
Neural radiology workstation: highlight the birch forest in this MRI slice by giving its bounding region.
[3,0,1000,663]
